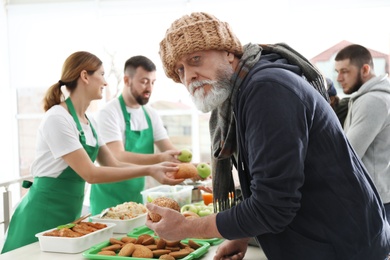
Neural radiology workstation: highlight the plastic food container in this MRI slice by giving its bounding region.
[141,185,194,207]
[90,213,147,234]
[130,225,224,246]
[35,222,116,253]
[83,235,210,260]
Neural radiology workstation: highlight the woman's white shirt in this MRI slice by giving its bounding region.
[30,105,103,178]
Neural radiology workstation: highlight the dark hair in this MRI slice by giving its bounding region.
[335,44,374,69]
[124,55,156,76]
[42,51,102,112]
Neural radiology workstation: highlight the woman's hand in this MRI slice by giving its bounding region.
[148,162,183,185]
[159,150,182,163]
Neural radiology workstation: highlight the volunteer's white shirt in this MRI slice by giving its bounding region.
[30,105,104,178]
[95,98,168,145]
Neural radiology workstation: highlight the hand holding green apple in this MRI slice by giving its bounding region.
[178,149,192,162]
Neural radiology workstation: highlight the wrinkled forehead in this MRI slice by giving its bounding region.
[174,51,197,66]
[175,49,221,64]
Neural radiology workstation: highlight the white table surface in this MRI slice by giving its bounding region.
[0,237,267,260]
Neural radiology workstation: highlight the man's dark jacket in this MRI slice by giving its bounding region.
[216,52,390,259]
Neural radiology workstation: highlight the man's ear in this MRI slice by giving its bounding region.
[123,75,130,86]
[361,64,371,77]
[226,52,235,63]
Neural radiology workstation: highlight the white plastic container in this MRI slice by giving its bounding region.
[141,185,194,207]
[35,222,115,253]
[89,213,146,234]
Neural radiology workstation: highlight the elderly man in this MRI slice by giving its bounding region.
[146,12,390,260]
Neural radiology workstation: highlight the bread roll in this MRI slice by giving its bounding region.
[149,197,180,222]
[174,163,198,179]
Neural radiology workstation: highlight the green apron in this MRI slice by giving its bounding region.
[89,94,154,215]
[1,98,99,253]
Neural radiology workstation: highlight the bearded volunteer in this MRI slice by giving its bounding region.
[90,56,181,215]
[145,12,390,259]
[335,44,390,222]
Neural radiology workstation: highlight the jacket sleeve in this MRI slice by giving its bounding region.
[217,78,308,239]
[345,94,388,158]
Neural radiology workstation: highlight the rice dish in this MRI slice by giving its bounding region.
[101,202,147,220]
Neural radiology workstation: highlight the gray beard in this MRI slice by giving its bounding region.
[189,67,233,113]
[191,81,231,112]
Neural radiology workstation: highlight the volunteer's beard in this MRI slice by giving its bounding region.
[131,83,150,105]
[347,72,364,94]
[189,70,233,113]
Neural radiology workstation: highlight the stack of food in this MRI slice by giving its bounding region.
[43,222,107,237]
[100,202,147,220]
[93,234,205,259]
[90,202,147,234]
[35,222,116,253]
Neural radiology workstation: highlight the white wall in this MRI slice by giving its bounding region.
[2,0,390,179]
[0,0,18,182]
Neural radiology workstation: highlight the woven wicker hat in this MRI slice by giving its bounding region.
[159,12,243,83]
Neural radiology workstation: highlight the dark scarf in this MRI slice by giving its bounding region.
[210,43,328,212]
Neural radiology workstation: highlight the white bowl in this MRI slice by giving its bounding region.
[89,213,147,234]
[35,222,115,253]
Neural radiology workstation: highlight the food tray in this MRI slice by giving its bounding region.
[129,225,224,246]
[35,222,116,253]
[90,213,147,234]
[82,237,210,260]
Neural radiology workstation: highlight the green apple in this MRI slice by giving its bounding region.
[198,208,213,217]
[178,149,192,162]
[180,204,198,214]
[197,163,211,178]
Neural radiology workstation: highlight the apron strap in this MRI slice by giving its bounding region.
[65,97,99,148]
[118,94,154,153]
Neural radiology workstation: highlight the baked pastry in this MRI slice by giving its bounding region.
[97,250,116,256]
[109,237,124,245]
[121,236,137,243]
[149,197,180,222]
[132,244,154,258]
[159,254,175,260]
[174,163,198,179]
[118,243,135,256]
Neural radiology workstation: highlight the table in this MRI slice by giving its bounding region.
[0,239,267,260]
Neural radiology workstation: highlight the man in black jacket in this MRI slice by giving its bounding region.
[146,12,390,260]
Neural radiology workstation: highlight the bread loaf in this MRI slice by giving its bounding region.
[149,197,180,222]
[174,163,198,179]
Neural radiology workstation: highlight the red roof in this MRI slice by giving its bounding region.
[310,40,388,63]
